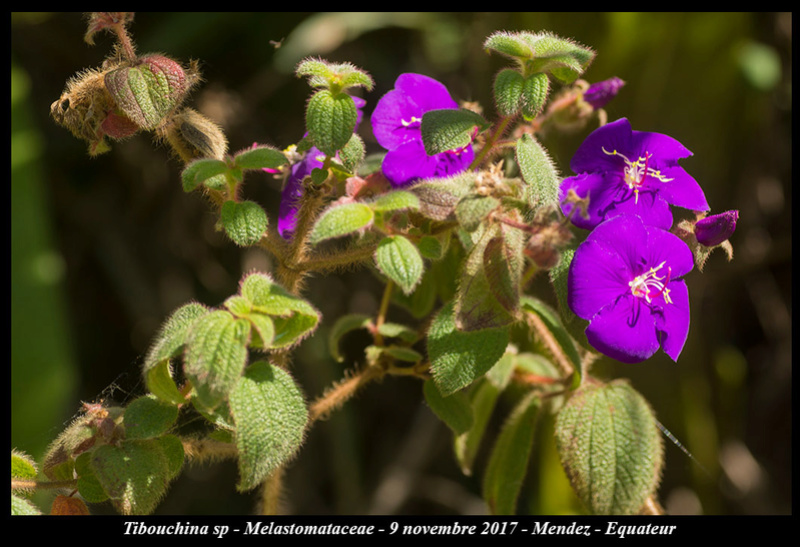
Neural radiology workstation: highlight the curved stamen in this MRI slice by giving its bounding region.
[629,261,673,304]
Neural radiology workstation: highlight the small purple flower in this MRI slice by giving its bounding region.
[694,210,739,247]
[371,73,474,187]
[568,214,694,364]
[561,118,709,230]
[582,77,625,110]
[275,96,365,238]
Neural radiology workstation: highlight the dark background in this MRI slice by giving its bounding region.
[11,12,791,516]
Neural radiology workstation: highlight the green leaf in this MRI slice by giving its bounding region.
[306,89,357,157]
[482,230,524,317]
[247,312,276,350]
[376,322,418,342]
[374,235,424,295]
[153,434,185,480]
[521,296,582,372]
[423,379,473,434]
[238,273,320,349]
[296,59,373,92]
[516,133,560,209]
[142,302,209,405]
[338,133,365,173]
[220,200,268,246]
[143,302,210,374]
[493,68,525,117]
[554,381,664,515]
[520,73,550,120]
[369,190,420,213]
[483,392,540,515]
[427,300,509,396]
[181,158,229,192]
[75,453,109,503]
[89,439,179,515]
[11,450,37,481]
[11,494,42,515]
[232,145,288,170]
[144,361,185,406]
[309,202,374,244]
[410,173,475,221]
[229,361,308,491]
[455,225,516,331]
[328,313,372,362]
[420,108,489,156]
[184,310,251,410]
[122,395,179,440]
[455,195,499,232]
[454,378,501,475]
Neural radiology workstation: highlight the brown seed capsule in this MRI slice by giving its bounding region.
[50,67,123,155]
[159,107,228,162]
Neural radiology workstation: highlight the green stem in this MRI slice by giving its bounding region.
[373,280,394,346]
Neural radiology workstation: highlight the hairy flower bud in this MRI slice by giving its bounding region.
[160,108,228,162]
[694,210,739,247]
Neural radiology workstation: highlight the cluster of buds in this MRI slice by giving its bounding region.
[51,12,227,162]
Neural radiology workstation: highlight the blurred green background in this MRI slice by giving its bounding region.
[11,12,791,515]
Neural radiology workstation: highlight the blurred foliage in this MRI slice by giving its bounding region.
[11,12,791,515]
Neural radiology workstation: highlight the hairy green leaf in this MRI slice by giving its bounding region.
[555,381,664,515]
[184,310,251,410]
[374,235,424,295]
[420,108,489,156]
[229,361,308,491]
[428,300,509,396]
[306,89,357,157]
[309,202,374,244]
[516,133,560,208]
[483,392,540,515]
[232,145,287,170]
[423,379,473,434]
[220,200,268,246]
[122,395,179,440]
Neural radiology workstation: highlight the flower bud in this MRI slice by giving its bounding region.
[694,210,739,247]
[581,77,625,110]
[104,55,197,131]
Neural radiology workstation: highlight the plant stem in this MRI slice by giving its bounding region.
[11,478,77,491]
[470,115,513,170]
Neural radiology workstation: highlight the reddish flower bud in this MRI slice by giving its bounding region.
[695,210,739,247]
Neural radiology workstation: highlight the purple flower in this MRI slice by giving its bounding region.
[582,77,625,110]
[275,96,366,239]
[568,214,694,364]
[695,210,739,247]
[371,73,474,187]
[561,118,708,230]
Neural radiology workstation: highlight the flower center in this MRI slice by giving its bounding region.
[401,115,422,128]
[602,148,673,203]
[629,260,673,304]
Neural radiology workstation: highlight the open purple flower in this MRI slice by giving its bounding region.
[275,96,365,238]
[371,73,474,187]
[568,214,694,363]
[561,118,708,230]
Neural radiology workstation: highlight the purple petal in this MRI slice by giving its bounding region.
[630,127,693,163]
[585,294,661,364]
[371,88,421,150]
[642,166,708,212]
[654,280,690,361]
[277,147,325,238]
[603,190,674,230]
[569,118,634,174]
[560,172,626,230]
[393,73,459,113]
[568,233,632,320]
[381,140,436,186]
[371,73,458,151]
[641,224,694,279]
